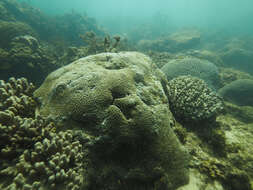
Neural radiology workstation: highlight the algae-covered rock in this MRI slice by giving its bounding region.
[0,48,10,69]
[218,79,253,106]
[148,51,174,68]
[186,49,224,66]
[0,1,15,21]
[216,115,253,190]
[220,48,253,74]
[219,38,253,74]
[178,169,224,190]
[223,102,253,123]
[0,21,35,48]
[168,30,201,52]
[176,112,253,190]
[219,67,253,87]
[137,29,200,53]
[35,52,189,190]
[161,57,220,89]
[12,35,39,51]
[0,35,58,85]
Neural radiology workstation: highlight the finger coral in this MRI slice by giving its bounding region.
[0,77,87,190]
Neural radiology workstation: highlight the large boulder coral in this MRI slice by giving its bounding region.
[161,57,220,89]
[218,38,253,75]
[168,30,201,52]
[0,35,58,85]
[186,49,224,66]
[220,48,253,74]
[34,52,189,190]
[167,75,224,123]
[219,67,253,87]
[218,79,253,106]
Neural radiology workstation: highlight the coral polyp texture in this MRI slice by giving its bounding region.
[0,77,36,167]
[161,57,220,89]
[11,129,86,190]
[0,77,35,117]
[0,77,86,190]
[34,51,189,190]
[167,75,224,123]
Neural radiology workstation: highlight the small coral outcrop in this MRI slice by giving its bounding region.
[167,75,224,123]
[137,29,201,53]
[219,38,253,75]
[161,57,220,89]
[0,35,58,85]
[218,79,253,106]
[0,21,36,48]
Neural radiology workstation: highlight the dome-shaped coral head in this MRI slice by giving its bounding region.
[167,75,224,124]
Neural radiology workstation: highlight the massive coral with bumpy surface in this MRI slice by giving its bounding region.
[218,79,253,106]
[161,57,220,89]
[167,75,224,123]
[34,51,189,190]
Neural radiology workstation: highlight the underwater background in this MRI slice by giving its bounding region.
[1,0,253,189]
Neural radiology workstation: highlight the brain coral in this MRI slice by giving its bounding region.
[34,51,189,190]
[161,57,220,89]
[167,75,224,123]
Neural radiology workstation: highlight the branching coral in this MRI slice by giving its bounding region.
[0,77,35,118]
[167,75,224,123]
[80,31,121,54]
[0,77,87,190]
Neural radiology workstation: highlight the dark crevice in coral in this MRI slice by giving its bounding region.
[111,90,127,100]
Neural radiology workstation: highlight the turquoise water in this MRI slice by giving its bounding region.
[22,0,253,34]
[1,1,253,189]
